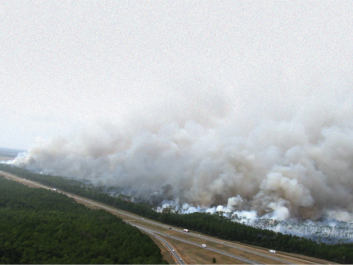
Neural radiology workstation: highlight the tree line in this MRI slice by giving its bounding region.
[0,175,166,264]
[1,164,352,263]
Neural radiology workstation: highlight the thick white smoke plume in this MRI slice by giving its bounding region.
[12,88,353,222]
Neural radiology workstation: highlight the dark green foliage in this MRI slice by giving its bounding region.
[0,176,165,264]
[1,164,353,264]
[212,257,216,263]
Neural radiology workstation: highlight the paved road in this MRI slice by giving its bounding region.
[124,215,291,264]
[1,171,291,264]
[132,224,185,264]
[151,228,262,264]
[73,199,291,264]
[75,197,260,264]
[134,224,264,264]
[76,198,261,264]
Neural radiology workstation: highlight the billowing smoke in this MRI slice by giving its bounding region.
[11,87,353,222]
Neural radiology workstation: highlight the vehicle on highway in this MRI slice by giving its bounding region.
[183,229,189,232]
[202,244,207,248]
[269,250,276,254]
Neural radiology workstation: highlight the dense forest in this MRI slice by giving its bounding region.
[0,175,166,264]
[1,164,353,263]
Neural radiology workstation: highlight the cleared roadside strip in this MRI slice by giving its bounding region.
[1,171,291,264]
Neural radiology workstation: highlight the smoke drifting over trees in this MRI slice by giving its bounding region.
[13,88,353,222]
[4,2,353,222]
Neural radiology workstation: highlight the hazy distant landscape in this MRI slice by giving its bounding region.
[0,147,24,161]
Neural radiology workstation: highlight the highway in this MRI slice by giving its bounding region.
[133,224,185,264]
[73,197,262,264]
[114,212,292,264]
[150,228,262,264]
[1,170,297,264]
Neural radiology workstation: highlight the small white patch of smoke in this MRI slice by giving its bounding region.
[326,210,353,223]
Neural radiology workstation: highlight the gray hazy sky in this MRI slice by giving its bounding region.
[1,1,353,150]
